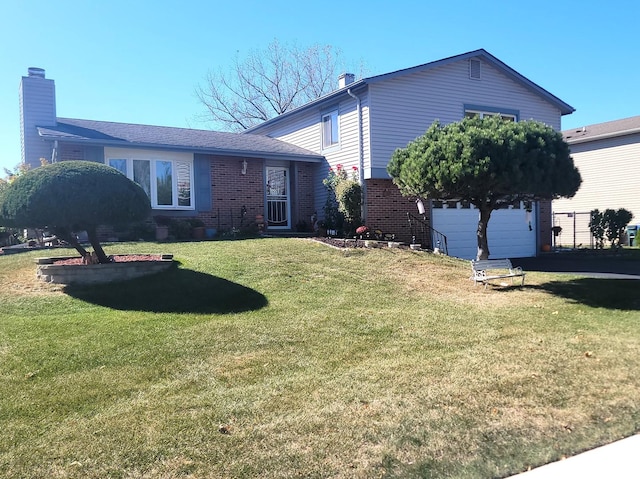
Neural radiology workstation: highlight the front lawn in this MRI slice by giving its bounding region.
[1,238,638,478]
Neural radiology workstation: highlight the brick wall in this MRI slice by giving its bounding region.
[365,179,420,243]
[291,162,315,231]
[538,199,552,250]
[201,156,315,231]
[58,143,86,161]
[205,156,265,231]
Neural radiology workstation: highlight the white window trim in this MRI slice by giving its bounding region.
[464,108,518,122]
[105,147,195,210]
[321,109,340,151]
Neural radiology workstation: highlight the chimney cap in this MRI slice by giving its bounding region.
[28,67,45,78]
[338,72,355,88]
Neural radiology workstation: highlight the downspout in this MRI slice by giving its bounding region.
[346,88,366,221]
[51,140,58,164]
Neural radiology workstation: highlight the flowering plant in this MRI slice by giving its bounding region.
[322,164,362,235]
[355,225,369,235]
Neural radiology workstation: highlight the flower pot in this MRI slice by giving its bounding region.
[192,226,205,240]
[155,225,169,241]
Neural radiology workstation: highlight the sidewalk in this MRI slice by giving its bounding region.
[509,434,640,478]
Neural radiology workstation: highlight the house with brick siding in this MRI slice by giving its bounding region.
[19,49,574,258]
[246,49,575,259]
[19,68,323,235]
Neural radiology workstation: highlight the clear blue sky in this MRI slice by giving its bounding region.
[2,0,639,174]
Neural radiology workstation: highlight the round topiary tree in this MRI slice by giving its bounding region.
[0,161,151,263]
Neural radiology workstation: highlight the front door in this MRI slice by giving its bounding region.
[266,167,290,229]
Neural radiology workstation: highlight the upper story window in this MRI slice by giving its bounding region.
[105,148,194,210]
[322,110,339,149]
[464,107,518,122]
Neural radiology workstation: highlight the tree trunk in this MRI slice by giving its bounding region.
[476,207,492,260]
[55,227,89,258]
[87,227,110,264]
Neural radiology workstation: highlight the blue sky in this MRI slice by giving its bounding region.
[2,0,639,173]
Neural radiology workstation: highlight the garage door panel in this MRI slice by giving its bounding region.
[432,205,536,259]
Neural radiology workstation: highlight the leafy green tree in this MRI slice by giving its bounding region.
[0,161,151,263]
[0,162,33,245]
[589,209,606,249]
[604,208,633,249]
[589,208,633,249]
[388,116,582,259]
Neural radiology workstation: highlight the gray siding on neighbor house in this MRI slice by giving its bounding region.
[367,58,563,176]
[554,133,640,225]
[19,74,57,168]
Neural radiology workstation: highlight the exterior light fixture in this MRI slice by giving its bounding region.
[241,159,247,175]
[416,198,425,215]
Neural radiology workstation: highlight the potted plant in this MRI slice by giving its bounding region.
[316,220,328,237]
[188,218,206,239]
[153,215,171,241]
[355,225,370,240]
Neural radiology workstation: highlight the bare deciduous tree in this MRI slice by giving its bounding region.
[196,40,350,131]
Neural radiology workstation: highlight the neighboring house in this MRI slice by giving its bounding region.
[553,116,640,247]
[19,49,574,259]
[246,49,574,259]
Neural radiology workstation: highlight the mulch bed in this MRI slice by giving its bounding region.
[313,237,414,250]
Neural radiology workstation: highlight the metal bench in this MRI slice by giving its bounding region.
[470,258,525,288]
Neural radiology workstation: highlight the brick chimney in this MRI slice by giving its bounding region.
[20,67,57,168]
[338,73,355,89]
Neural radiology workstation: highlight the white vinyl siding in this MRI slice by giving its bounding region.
[553,133,640,228]
[247,91,371,215]
[367,58,562,174]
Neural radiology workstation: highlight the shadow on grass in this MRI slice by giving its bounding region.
[64,265,268,314]
[531,278,640,311]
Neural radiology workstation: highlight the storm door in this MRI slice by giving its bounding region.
[266,167,290,229]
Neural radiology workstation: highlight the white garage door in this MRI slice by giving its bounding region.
[432,202,537,260]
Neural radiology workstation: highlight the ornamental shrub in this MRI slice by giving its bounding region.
[0,161,151,263]
[322,164,362,235]
[589,208,633,249]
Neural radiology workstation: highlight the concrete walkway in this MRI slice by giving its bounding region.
[509,434,640,478]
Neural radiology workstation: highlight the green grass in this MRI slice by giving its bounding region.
[1,238,639,478]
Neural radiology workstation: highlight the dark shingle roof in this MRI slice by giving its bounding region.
[563,115,640,144]
[37,118,323,161]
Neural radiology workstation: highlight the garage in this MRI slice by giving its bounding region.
[431,202,537,260]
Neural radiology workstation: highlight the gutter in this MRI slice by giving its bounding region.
[346,87,366,221]
[37,134,324,163]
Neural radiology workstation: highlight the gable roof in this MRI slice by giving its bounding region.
[246,48,574,133]
[37,118,324,161]
[562,115,640,144]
